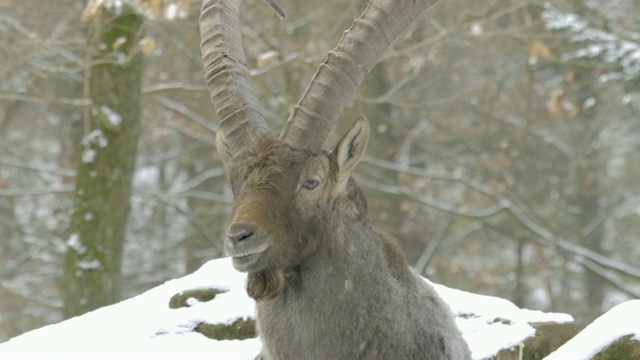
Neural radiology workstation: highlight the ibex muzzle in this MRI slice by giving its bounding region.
[225,220,268,272]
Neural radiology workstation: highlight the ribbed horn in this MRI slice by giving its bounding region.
[279,0,440,151]
[200,0,271,157]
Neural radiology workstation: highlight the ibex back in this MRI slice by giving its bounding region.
[199,0,471,358]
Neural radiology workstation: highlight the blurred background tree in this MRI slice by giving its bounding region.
[0,0,639,341]
[63,0,144,318]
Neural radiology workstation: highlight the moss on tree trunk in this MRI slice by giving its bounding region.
[63,7,143,318]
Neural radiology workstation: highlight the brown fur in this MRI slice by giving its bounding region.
[246,269,285,300]
[378,230,415,285]
[218,119,471,360]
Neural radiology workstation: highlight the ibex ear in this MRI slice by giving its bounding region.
[216,130,233,168]
[334,115,369,186]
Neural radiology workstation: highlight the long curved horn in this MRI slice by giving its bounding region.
[200,0,270,156]
[279,0,441,151]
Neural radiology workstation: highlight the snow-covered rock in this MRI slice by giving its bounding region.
[0,258,576,359]
[545,299,640,360]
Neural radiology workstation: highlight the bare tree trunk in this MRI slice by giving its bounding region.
[63,7,143,318]
[576,134,605,319]
[569,65,605,321]
[566,0,606,323]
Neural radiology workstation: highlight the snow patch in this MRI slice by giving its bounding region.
[0,259,257,359]
[428,280,572,360]
[545,300,640,360]
[185,297,200,307]
[83,129,108,148]
[66,233,85,255]
[542,7,640,81]
[165,3,178,20]
[78,259,101,270]
[0,259,577,360]
[164,2,188,20]
[81,149,96,163]
[100,105,122,126]
[542,11,587,32]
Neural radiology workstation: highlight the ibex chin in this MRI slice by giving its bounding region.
[199,0,472,359]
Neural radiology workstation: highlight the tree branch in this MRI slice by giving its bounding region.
[360,155,640,280]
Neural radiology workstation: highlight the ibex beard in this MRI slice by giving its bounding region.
[217,116,472,360]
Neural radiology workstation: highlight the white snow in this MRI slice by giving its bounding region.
[0,258,578,360]
[0,259,260,359]
[100,105,122,126]
[83,129,108,148]
[428,280,572,360]
[545,299,640,360]
[164,2,188,20]
[542,11,587,32]
[542,7,640,81]
[66,233,86,255]
[164,3,178,20]
[113,36,127,49]
[81,148,96,163]
[77,259,101,270]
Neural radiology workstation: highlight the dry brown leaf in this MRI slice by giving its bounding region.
[139,37,156,55]
[528,40,552,63]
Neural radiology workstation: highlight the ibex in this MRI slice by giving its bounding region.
[199,0,472,359]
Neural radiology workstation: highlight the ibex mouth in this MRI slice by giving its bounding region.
[227,242,270,272]
[231,250,267,272]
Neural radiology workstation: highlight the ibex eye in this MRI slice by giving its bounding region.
[302,177,320,190]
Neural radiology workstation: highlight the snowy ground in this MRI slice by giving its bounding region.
[0,257,603,360]
[545,299,640,359]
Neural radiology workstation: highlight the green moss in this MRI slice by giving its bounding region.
[522,322,577,360]
[592,335,640,360]
[195,318,257,340]
[168,288,226,309]
[493,317,514,325]
[489,321,577,360]
[493,346,523,360]
[167,288,256,340]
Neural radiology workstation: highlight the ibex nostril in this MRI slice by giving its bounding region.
[229,230,254,244]
[227,222,255,245]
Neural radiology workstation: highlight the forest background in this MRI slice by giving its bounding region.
[1,0,639,342]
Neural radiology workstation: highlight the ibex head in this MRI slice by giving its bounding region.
[217,116,369,299]
[200,0,440,299]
